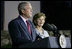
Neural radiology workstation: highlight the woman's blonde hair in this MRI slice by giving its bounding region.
[33,13,46,26]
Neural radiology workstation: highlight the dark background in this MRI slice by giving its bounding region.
[41,1,71,30]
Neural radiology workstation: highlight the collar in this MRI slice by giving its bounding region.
[20,15,27,22]
[20,15,29,26]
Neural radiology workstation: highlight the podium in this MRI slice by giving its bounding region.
[66,37,71,48]
[32,37,59,48]
[19,37,71,48]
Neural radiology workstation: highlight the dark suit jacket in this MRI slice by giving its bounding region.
[8,16,37,47]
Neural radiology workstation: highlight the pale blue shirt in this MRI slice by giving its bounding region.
[35,28,49,39]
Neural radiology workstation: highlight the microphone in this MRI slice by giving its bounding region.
[43,23,60,37]
[43,23,57,31]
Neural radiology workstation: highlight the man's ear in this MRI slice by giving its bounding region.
[21,9,25,14]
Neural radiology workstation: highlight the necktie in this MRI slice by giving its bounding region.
[26,20,31,35]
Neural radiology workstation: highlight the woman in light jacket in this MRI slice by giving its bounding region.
[33,13,49,39]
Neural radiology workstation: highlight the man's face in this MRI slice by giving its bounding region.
[23,3,32,18]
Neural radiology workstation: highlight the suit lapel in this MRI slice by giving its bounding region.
[18,16,32,40]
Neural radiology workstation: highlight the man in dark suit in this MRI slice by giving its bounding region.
[8,2,38,48]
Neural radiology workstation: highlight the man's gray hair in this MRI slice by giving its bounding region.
[18,2,31,15]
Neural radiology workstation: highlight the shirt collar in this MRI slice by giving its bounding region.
[20,15,27,22]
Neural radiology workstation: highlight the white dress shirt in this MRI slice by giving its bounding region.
[20,15,28,26]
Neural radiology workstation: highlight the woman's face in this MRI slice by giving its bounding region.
[36,16,45,27]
